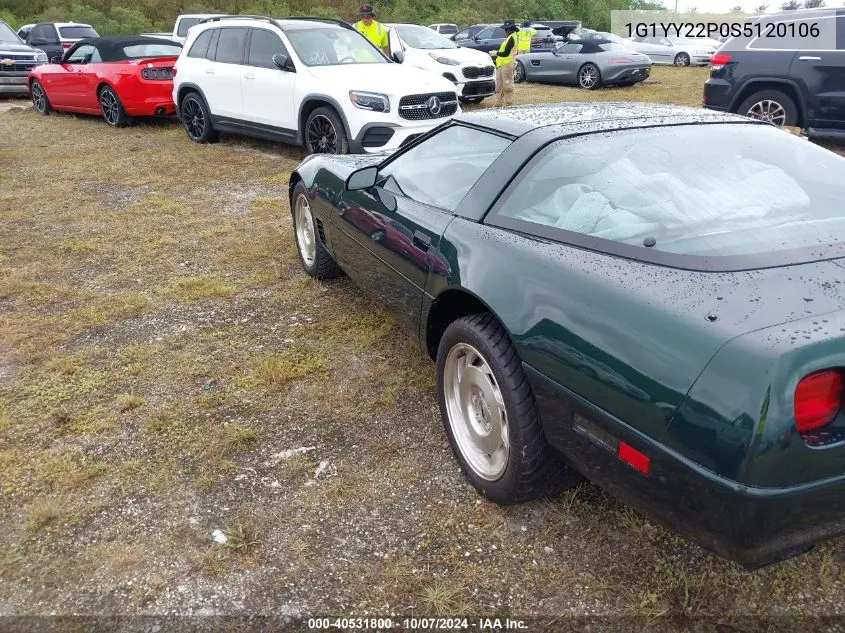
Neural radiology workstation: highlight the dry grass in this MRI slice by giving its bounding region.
[0,68,844,617]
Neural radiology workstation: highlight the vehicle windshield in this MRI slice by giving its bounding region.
[396,25,457,49]
[123,43,181,57]
[499,123,845,262]
[177,18,203,37]
[59,26,98,39]
[285,27,386,66]
[0,20,21,43]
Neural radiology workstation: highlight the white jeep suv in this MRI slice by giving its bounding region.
[172,16,461,154]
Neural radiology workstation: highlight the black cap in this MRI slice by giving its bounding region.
[522,20,531,27]
[502,19,518,32]
[359,4,374,16]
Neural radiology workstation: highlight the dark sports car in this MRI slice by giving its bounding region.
[288,102,845,568]
[515,39,652,89]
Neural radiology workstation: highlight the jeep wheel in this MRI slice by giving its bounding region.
[737,90,798,128]
[305,107,349,155]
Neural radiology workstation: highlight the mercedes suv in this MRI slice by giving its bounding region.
[172,16,460,154]
[0,19,47,97]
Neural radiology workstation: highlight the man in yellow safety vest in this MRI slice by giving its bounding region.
[493,20,519,107]
[517,20,537,55]
[354,4,389,56]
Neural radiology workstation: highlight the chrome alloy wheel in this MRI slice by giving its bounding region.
[746,99,787,126]
[294,193,316,267]
[443,342,509,481]
[100,89,120,125]
[579,65,598,88]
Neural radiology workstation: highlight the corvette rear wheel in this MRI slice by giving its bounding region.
[181,92,219,144]
[436,313,573,504]
[100,86,129,127]
[292,182,342,279]
[30,80,52,115]
[578,63,601,90]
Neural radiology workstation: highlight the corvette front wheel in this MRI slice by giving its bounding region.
[436,313,574,504]
[291,182,342,280]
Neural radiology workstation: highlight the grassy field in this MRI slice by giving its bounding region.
[2,65,845,622]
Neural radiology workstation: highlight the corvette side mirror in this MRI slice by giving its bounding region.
[346,165,378,191]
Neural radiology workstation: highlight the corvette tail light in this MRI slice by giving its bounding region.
[795,370,843,433]
[710,52,731,70]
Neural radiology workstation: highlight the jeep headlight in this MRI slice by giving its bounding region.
[428,53,460,65]
[349,91,389,113]
[35,50,48,63]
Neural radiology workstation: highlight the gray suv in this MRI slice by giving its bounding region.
[0,20,47,96]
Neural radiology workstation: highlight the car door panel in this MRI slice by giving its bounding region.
[205,27,246,120]
[332,187,451,337]
[792,49,845,129]
[241,28,296,134]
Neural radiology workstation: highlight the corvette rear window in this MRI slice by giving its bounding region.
[493,123,845,261]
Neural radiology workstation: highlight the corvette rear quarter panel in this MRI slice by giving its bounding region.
[433,217,845,484]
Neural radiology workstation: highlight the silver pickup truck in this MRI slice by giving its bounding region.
[141,14,223,45]
[0,19,47,96]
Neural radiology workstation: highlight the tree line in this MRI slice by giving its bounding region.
[1,0,661,36]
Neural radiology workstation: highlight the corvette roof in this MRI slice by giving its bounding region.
[456,102,755,137]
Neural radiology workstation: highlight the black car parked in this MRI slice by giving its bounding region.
[23,22,99,62]
[703,8,845,139]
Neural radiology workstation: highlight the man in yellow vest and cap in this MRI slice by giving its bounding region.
[493,20,519,107]
[354,4,389,56]
[517,20,537,55]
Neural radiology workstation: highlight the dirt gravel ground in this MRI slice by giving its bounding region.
[2,68,845,630]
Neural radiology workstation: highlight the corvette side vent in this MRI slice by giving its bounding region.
[315,218,326,244]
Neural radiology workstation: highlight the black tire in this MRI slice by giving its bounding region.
[304,106,349,155]
[577,63,602,90]
[736,89,799,128]
[514,60,526,84]
[291,181,342,279]
[99,85,129,127]
[674,52,691,67]
[436,313,575,505]
[181,91,219,144]
[30,80,52,115]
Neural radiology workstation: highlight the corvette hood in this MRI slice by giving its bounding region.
[306,63,456,96]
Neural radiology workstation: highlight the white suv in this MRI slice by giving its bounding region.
[386,23,495,104]
[172,16,461,154]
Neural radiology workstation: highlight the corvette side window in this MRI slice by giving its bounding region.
[377,125,510,212]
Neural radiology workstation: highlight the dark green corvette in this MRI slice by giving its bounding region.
[288,102,845,568]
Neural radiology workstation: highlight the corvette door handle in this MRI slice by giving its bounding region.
[412,231,431,250]
[799,56,821,60]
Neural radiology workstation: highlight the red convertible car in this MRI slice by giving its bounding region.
[28,36,181,127]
